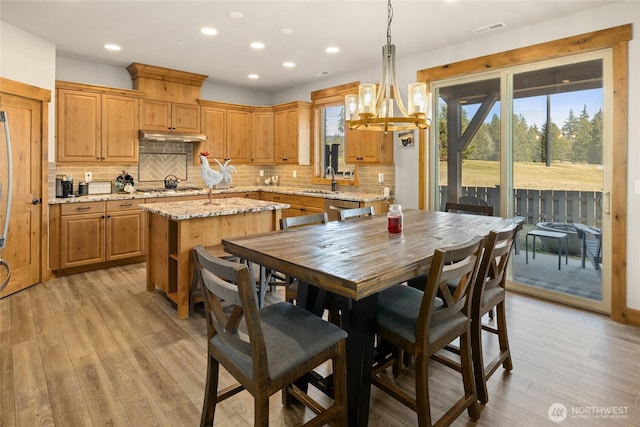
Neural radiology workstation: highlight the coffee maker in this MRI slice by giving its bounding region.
[55,175,74,198]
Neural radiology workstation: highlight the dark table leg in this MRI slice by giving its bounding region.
[298,282,378,427]
[342,295,378,427]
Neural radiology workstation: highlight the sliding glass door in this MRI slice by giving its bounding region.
[431,51,611,313]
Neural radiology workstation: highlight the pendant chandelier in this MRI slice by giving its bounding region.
[345,0,432,133]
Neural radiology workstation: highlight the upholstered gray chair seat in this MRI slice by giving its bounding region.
[377,285,467,345]
[212,301,347,380]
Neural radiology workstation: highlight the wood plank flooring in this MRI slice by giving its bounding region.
[1,262,639,426]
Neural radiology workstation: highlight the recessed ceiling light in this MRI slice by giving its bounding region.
[104,44,121,51]
[248,74,259,79]
[281,28,294,35]
[200,27,218,36]
[283,62,296,68]
[228,11,244,19]
[325,46,340,54]
[250,42,265,49]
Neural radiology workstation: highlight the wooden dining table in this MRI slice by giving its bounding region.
[222,209,514,426]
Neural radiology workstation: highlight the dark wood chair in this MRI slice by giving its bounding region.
[338,206,375,221]
[189,244,240,316]
[445,202,494,216]
[470,225,518,403]
[278,213,329,302]
[372,237,484,426]
[193,245,348,427]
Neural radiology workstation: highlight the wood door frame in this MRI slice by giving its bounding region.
[416,24,631,323]
[0,77,51,286]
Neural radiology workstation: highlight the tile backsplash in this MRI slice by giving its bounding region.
[51,140,395,197]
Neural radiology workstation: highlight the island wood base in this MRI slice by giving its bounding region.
[145,209,281,319]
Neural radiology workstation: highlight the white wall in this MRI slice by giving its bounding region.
[0,22,56,161]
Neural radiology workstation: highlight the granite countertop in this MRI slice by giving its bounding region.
[48,186,388,204]
[139,197,290,220]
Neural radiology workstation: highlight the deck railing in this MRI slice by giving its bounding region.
[439,186,603,227]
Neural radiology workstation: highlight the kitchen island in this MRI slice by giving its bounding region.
[140,197,289,319]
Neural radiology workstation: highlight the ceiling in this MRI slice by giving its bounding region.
[0,1,616,92]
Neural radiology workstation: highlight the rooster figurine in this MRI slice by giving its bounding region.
[199,151,223,204]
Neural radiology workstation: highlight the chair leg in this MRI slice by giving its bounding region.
[471,310,489,404]
[496,301,513,371]
[414,352,433,427]
[332,341,349,427]
[460,330,481,420]
[254,394,270,427]
[200,355,219,427]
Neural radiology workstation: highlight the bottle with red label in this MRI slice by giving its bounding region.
[387,204,403,233]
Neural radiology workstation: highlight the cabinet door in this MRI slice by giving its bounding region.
[345,128,394,164]
[102,94,139,163]
[141,99,172,131]
[60,213,105,268]
[274,110,288,162]
[226,109,251,163]
[251,110,274,163]
[200,107,226,160]
[172,102,200,133]
[107,210,145,260]
[283,109,299,163]
[57,89,101,162]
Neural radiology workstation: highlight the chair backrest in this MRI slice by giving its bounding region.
[192,245,265,372]
[458,196,489,206]
[280,212,329,230]
[418,237,484,344]
[472,225,518,312]
[445,202,494,216]
[339,206,375,221]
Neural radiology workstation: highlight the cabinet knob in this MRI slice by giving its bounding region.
[31,198,42,205]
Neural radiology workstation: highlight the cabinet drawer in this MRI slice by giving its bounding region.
[260,193,288,203]
[61,201,105,216]
[107,199,144,212]
[288,195,325,209]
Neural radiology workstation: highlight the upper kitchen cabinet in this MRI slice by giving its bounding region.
[345,126,394,164]
[198,101,251,164]
[56,81,143,164]
[273,101,312,165]
[127,62,207,134]
[251,107,274,164]
[140,99,200,133]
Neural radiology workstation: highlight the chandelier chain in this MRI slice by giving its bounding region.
[386,0,393,46]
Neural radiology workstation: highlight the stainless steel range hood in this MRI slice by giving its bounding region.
[138,130,207,143]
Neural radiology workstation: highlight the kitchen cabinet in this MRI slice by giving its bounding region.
[251,107,274,163]
[345,127,394,164]
[56,82,142,163]
[273,102,312,165]
[51,200,145,270]
[141,99,200,133]
[198,101,251,164]
[259,193,324,219]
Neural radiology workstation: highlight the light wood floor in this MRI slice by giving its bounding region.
[1,262,639,426]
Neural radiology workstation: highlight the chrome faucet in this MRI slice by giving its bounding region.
[326,166,337,192]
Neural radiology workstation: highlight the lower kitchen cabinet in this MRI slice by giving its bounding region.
[50,200,145,270]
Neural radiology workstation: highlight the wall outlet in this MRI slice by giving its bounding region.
[378,172,384,183]
[293,170,297,178]
[85,172,92,182]
[259,170,264,177]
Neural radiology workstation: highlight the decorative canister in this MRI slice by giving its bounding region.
[387,204,403,233]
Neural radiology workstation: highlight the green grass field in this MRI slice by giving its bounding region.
[439,160,603,191]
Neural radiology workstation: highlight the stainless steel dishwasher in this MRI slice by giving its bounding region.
[324,198,360,221]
